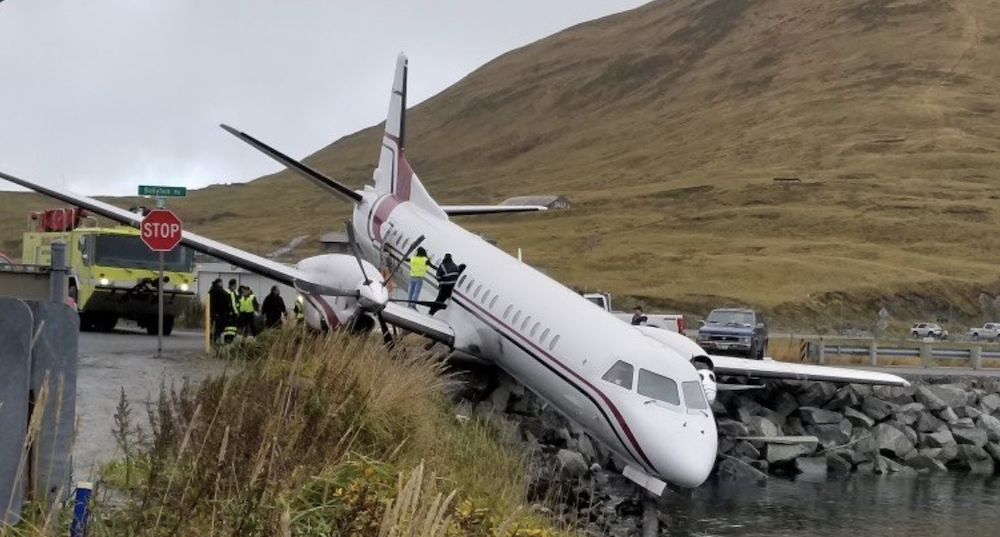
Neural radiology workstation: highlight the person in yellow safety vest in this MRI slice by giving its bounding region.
[407,247,429,308]
[237,285,260,336]
[294,295,305,322]
[221,323,238,344]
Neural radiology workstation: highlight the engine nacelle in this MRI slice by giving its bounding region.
[295,254,383,331]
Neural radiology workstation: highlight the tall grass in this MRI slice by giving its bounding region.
[3,327,570,536]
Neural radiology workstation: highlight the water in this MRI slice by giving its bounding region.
[658,474,1000,536]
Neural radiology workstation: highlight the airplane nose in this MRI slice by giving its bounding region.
[655,418,717,488]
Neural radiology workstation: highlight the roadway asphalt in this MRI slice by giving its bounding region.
[74,324,226,480]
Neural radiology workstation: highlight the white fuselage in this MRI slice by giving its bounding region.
[348,188,717,488]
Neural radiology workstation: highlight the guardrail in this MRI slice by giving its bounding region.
[809,338,999,369]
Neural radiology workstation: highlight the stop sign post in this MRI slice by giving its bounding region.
[141,208,183,357]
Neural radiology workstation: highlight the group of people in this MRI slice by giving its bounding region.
[406,248,464,315]
[208,278,297,343]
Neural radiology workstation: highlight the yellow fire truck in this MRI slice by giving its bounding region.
[21,207,196,335]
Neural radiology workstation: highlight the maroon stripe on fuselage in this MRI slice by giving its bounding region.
[396,152,414,201]
[379,242,653,470]
[371,195,402,240]
[308,294,340,330]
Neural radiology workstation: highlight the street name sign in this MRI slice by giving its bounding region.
[138,185,187,197]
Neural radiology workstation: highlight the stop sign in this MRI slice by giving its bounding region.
[140,209,183,252]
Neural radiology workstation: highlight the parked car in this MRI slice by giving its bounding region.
[969,323,1000,342]
[910,322,948,340]
[696,308,768,360]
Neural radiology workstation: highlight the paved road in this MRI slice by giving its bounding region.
[74,324,227,480]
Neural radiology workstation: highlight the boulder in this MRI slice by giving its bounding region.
[980,393,1000,414]
[824,385,862,412]
[717,419,750,438]
[885,420,918,446]
[873,385,915,405]
[839,419,854,438]
[718,437,737,455]
[937,407,959,424]
[874,423,915,459]
[952,445,994,474]
[914,386,948,411]
[927,384,969,409]
[895,402,925,426]
[806,424,851,449]
[773,391,800,419]
[735,399,764,424]
[784,417,807,437]
[748,459,769,473]
[766,442,817,464]
[952,427,988,448]
[733,440,761,461]
[796,382,838,408]
[844,407,875,429]
[914,411,946,433]
[978,414,1000,443]
[794,456,828,477]
[799,407,844,425]
[760,408,787,430]
[922,429,957,449]
[746,416,781,438]
[906,454,947,473]
[826,452,853,474]
[556,449,588,479]
[985,442,1000,462]
[849,433,878,465]
[576,434,597,464]
[862,396,896,421]
[716,457,768,482]
[956,406,982,420]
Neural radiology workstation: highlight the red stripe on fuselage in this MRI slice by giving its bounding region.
[371,195,402,241]
[397,152,414,201]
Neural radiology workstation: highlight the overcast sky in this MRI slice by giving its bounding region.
[0,0,648,196]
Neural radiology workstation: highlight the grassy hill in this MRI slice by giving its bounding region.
[4,0,1000,329]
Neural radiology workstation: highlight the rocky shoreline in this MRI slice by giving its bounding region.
[449,367,1000,536]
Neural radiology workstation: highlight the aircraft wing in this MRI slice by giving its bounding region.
[381,302,455,346]
[442,205,547,216]
[709,354,910,387]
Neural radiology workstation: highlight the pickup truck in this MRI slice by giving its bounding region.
[695,308,768,360]
[582,292,684,333]
[969,323,1000,342]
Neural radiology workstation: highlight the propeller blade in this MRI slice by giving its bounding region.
[293,279,359,298]
[383,235,425,285]
[345,222,373,285]
[377,313,395,349]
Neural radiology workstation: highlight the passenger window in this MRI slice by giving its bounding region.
[482,290,490,303]
[638,369,679,405]
[504,305,512,319]
[531,322,539,337]
[512,311,522,325]
[466,279,475,291]
[602,361,634,389]
[522,316,532,330]
[458,274,467,287]
[490,296,498,309]
[682,381,709,410]
[474,284,482,298]
[540,328,550,344]
[549,335,560,350]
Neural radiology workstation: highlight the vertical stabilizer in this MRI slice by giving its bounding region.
[373,54,446,217]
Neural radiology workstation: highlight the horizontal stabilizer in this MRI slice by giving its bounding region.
[219,124,363,204]
[710,355,910,387]
[442,205,548,216]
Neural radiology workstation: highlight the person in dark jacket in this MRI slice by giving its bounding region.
[261,285,287,328]
[208,278,229,341]
[630,306,647,326]
[428,255,463,315]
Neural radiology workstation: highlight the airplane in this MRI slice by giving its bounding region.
[0,53,908,495]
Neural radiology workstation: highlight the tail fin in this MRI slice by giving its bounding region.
[373,54,445,217]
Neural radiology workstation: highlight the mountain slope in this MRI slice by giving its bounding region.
[4,0,1000,325]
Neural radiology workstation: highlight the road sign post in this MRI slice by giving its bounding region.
[140,208,183,357]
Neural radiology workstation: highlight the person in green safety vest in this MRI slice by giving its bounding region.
[237,285,260,336]
[407,247,429,308]
[294,295,305,322]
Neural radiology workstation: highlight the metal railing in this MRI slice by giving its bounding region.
[809,337,999,369]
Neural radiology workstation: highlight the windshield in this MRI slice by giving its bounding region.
[706,310,754,327]
[637,369,680,406]
[90,234,193,272]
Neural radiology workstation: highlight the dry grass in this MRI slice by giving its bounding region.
[4,0,1000,327]
[4,328,570,536]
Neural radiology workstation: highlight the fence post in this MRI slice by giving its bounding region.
[870,340,878,366]
[818,337,826,365]
[920,341,932,368]
[971,345,982,371]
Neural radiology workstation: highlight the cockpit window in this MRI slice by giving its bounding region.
[602,361,634,389]
[638,369,680,406]
[682,381,709,410]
